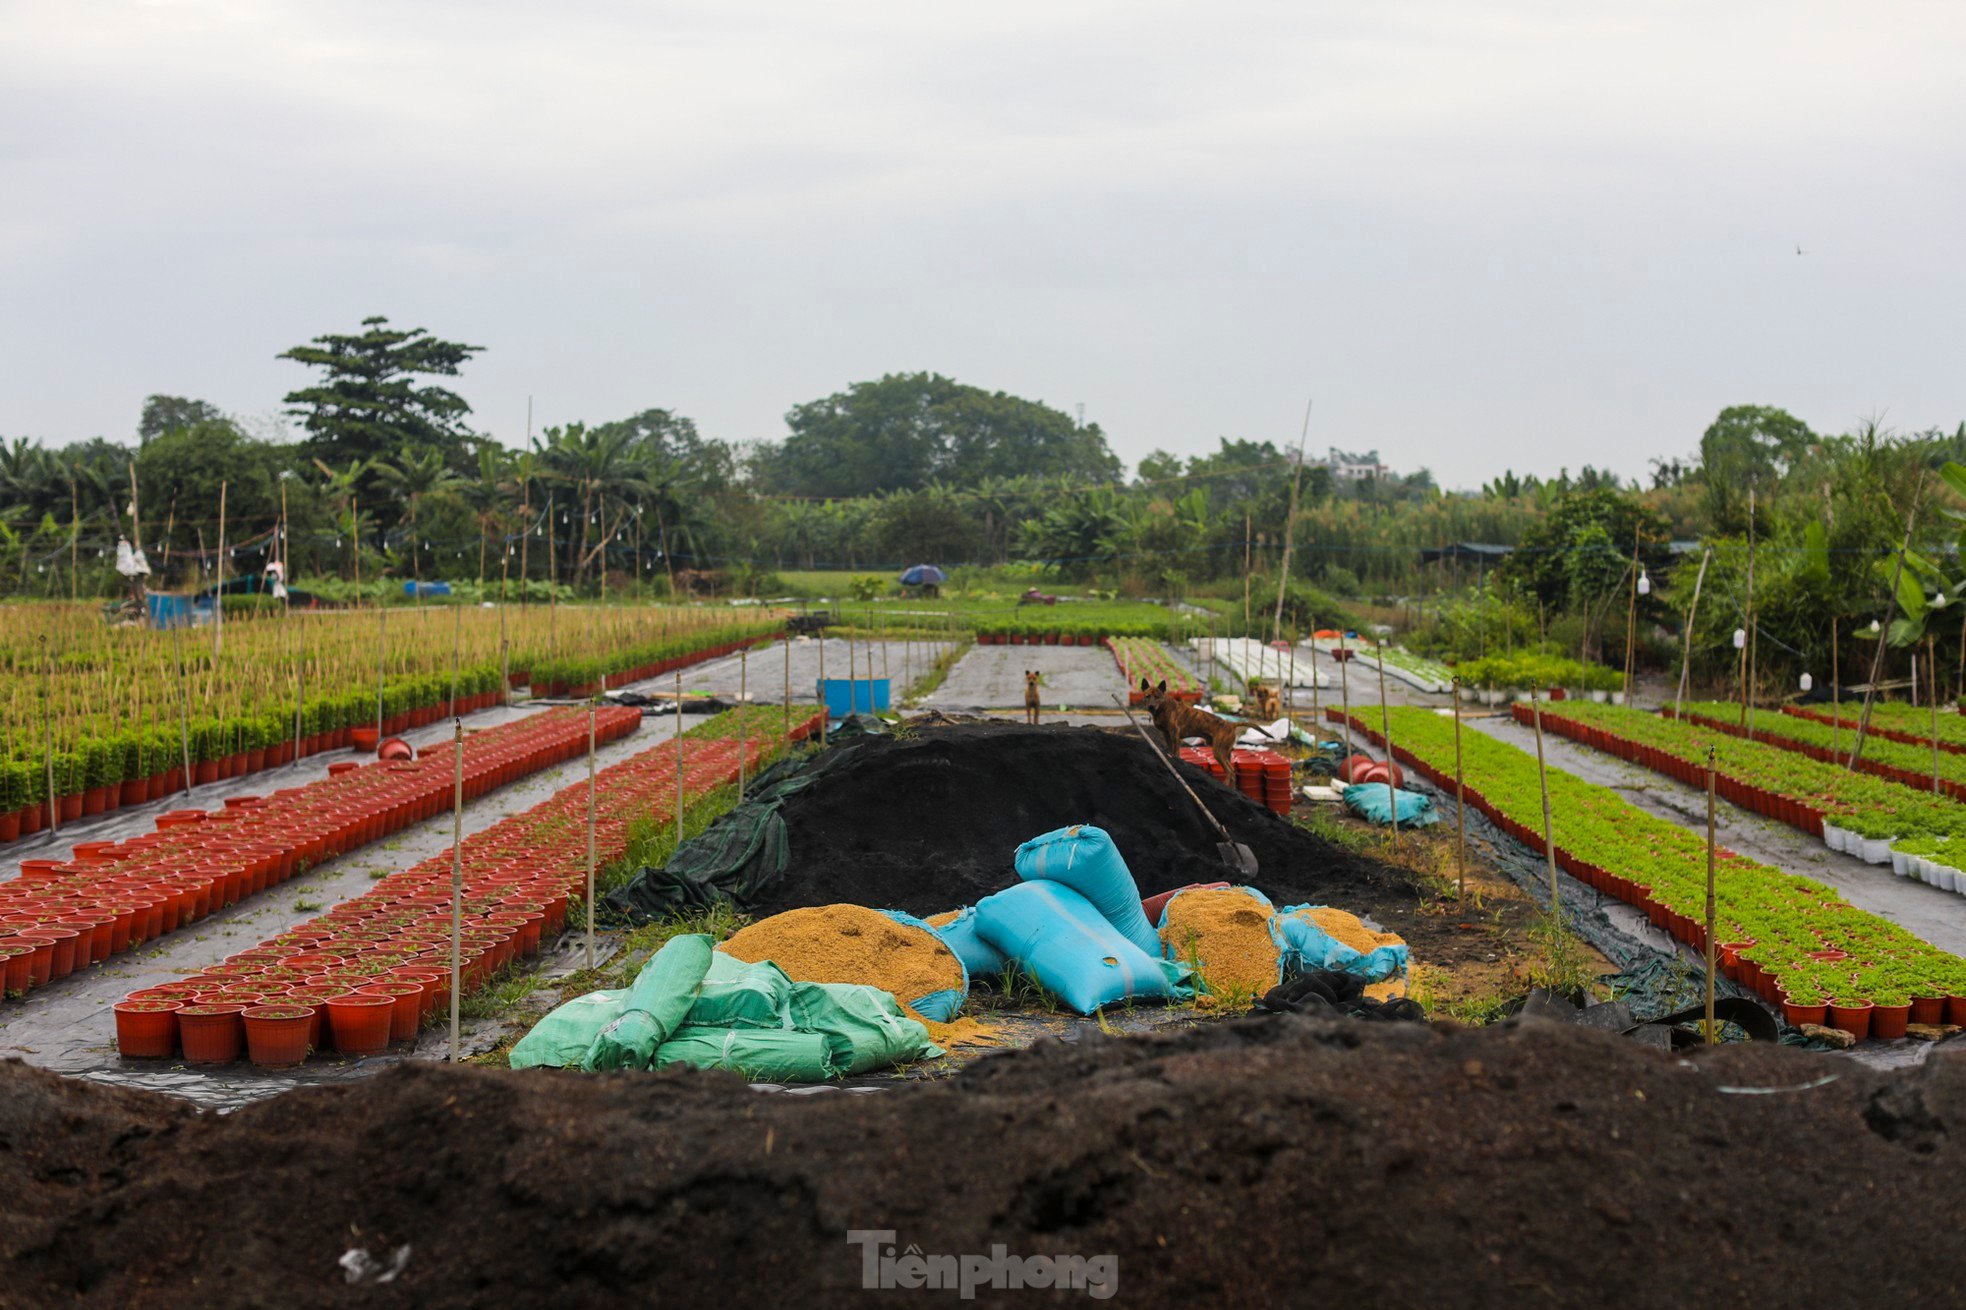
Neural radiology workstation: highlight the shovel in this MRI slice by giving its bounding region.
[1112,695,1259,876]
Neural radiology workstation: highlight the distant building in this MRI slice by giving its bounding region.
[1315,447,1390,483]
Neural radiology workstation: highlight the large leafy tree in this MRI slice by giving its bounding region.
[753,372,1121,497]
[1699,404,1817,533]
[279,316,484,496]
[137,395,226,445]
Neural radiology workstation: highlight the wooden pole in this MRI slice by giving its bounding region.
[1831,617,1840,762]
[674,671,686,849]
[1272,398,1312,637]
[1452,675,1467,901]
[41,646,59,835]
[171,617,193,795]
[1530,695,1560,913]
[783,632,791,741]
[1704,745,1717,1046]
[1623,530,1641,703]
[1242,512,1251,633]
[449,718,465,1062]
[375,606,387,745]
[1852,480,1924,769]
[1376,643,1397,847]
[448,600,463,718]
[69,478,78,602]
[584,697,598,970]
[214,480,227,656]
[1932,631,1943,793]
[1740,488,1755,736]
[1337,633,1353,755]
[1674,547,1710,719]
[817,631,828,745]
[738,647,748,802]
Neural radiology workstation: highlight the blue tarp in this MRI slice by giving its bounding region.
[899,564,946,586]
[145,593,202,628]
[403,581,453,597]
[1342,783,1438,828]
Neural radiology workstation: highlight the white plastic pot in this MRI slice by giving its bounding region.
[1891,850,1910,877]
[1861,836,1894,865]
[1609,691,1626,706]
[1589,690,1609,703]
[1822,825,1846,853]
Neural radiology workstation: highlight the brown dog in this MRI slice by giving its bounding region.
[1024,670,1042,724]
[1141,678,1273,786]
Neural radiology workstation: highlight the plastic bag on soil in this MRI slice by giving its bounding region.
[1254,970,1427,1022]
[653,1027,840,1081]
[871,909,971,1021]
[787,981,944,1075]
[925,906,1008,980]
[603,747,851,922]
[507,989,631,1070]
[1012,825,1159,957]
[1342,784,1438,827]
[689,952,795,1029]
[1273,905,1410,982]
[581,934,715,1071]
[974,879,1193,1015]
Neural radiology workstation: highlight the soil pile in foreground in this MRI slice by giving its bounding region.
[1,1023,1961,1307]
[749,721,1406,915]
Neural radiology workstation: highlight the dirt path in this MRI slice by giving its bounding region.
[919,642,1125,710]
[1468,711,1966,957]
[637,637,954,706]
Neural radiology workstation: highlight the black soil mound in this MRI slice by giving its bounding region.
[747,721,1409,916]
[3,1022,1961,1307]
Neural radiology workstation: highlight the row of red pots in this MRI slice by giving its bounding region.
[1665,707,1966,810]
[1340,710,1966,1041]
[112,709,829,1066]
[0,693,515,849]
[1782,704,1966,757]
[4,707,638,1003]
[1526,706,1831,840]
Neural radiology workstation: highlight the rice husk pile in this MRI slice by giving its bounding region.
[1289,905,1406,954]
[1157,887,1281,997]
[718,904,967,1022]
[921,1016,1003,1049]
[924,910,960,928]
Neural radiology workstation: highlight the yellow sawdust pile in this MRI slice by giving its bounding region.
[1288,905,1407,955]
[719,904,966,1023]
[924,910,959,928]
[921,1016,1003,1048]
[1157,888,1281,997]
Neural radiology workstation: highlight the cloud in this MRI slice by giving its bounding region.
[2,0,1963,485]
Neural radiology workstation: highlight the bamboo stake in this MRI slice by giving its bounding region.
[1530,695,1560,913]
[1704,745,1717,1046]
[1623,530,1641,703]
[1272,398,1312,637]
[171,617,193,795]
[1674,548,1710,719]
[41,645,58,836]
[449,717,465,1062]
[1831,617,1840,761]
[1852,479,1924,769]
[214,480,227,656]
[1452,675,1467,901]
[818,631,828,745]
[738,647,748,802]
[585,697,597,971]
[1932,631,1942,794]
[1337,632,1353,755]
[1740,488,1754,736]
[783,632,791,741]
[674,671,685,851]
[1377,642,1397,847]
[449,601,463,718]
[375,606,387,745]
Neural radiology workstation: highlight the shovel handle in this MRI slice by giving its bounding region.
[1111,695,1238,846]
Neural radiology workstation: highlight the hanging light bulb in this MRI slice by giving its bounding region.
[1636,569,1650,596]
[1933,591,1950,610]
[1800,672,1814,692]
[1732,628,1747,649]
[1868,619,1882,634]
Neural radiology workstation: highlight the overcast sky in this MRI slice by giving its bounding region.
[4,1,1963,488]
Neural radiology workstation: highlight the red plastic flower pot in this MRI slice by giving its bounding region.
[114,999,184,1058]
[1869,1002,1911,1040]
[176,1003,247,1064]
[1909,995,1945,1025]
[243,1005,316,1068]
[324,992,395,1055]
[1827,1000,1873,1040]
[357,981,425,1042]
[0,943,33,995]
[1779,998,1828,1028]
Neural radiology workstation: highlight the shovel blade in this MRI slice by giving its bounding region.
[1216,842,1259,876]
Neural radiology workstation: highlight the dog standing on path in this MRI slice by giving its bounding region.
[1141,678,1273,786]
[1024,670,1042,724]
